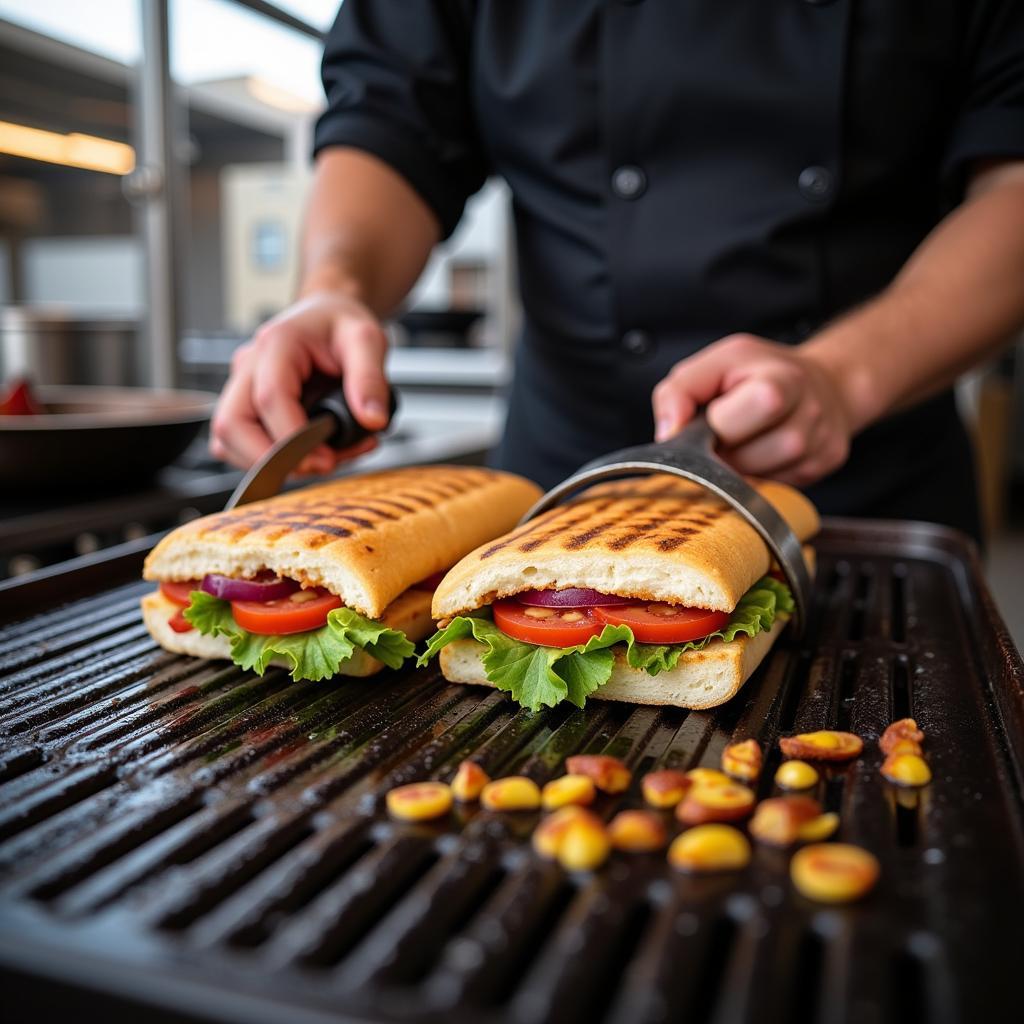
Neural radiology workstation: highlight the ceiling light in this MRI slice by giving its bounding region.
[0,120,135,175]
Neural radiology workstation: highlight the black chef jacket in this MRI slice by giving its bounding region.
[314,1,1024,543]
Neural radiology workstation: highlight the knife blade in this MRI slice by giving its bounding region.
[224,378,398,509]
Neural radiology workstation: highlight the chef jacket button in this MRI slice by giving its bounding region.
[798,165,833,203]
[621,329,653,356]
[612,165,647,200]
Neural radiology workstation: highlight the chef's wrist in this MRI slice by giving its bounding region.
[801,327,890,435]
[297,261,370,306]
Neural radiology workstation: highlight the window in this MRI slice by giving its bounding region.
[0,0,326,382]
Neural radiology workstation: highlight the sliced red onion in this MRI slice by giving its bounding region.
[516,587,632,608]
[201,571,300,603]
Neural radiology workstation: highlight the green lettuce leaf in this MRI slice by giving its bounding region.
[182,589,236,635]
[418,616,634,711]
[183,591,414,682]
[417,578,792,712]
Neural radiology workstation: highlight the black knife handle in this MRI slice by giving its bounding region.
[302,373,398,450]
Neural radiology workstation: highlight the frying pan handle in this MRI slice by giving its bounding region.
[301,373,398,450]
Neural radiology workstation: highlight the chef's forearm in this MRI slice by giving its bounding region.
[297,147,441,318]
[804,162,1024,433]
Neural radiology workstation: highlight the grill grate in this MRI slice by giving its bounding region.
[0,520,1021,1023]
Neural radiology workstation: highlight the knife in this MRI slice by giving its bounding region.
[224,375,398,509]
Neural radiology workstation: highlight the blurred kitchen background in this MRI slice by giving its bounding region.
[0,0,1022,642]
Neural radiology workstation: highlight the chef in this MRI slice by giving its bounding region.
[211,2,1024,543]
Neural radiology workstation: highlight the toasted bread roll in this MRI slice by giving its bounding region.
[433,476,818,620]
[145,466,542,619]
[142,587,434,677]
[438,614,787,709]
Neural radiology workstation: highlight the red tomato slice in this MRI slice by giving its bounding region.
[592,603,730,643]
[492,600,603,647]
[160,580,202,607]
[411,570,448,591]
[231,588,342,635]
[168,609,194,633]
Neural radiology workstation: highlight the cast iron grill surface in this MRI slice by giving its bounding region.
[0,520,1021,1024]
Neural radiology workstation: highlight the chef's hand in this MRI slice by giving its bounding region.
[210,291,391,475]
[651,334,854,487]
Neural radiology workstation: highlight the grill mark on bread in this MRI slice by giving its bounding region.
[204,515,355,541]
[203,500,412,540]
[362,497,415,514]
[657,529,698,551]
[604,507,702,551]
[415,480,467,500]
[267,501,401,523]
[201,469,503,536]
[426,486,460,500]
[607,520,663,551]
[388,479,477,505]
[305,535,335,549]
[607,505,707,551]
[671,522,702,535]
[477,485,728,558]
[686,506,725,526]
[307,502,398,521]
[562,520,621,550]
[333,514,375,529]
[173,467,549,553]
[396,489,445,507]
[517,501,618,554]
[562,500,651,550]
[410,473,482,500]
[434,468,493,489]
[477,502,586,559]
[391,490,435,509]
[439,470,496,494]
[277,519,354,539]
[194,470,513,552]
[478,491,725,560]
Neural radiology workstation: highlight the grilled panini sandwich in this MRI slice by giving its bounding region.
[420,475,819,710]
[142,466,541,680]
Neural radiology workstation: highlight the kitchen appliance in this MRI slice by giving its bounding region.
[0,520,1020,1022]
[0,385,218,489]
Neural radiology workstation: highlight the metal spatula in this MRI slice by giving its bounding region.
[519,412,812,635]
